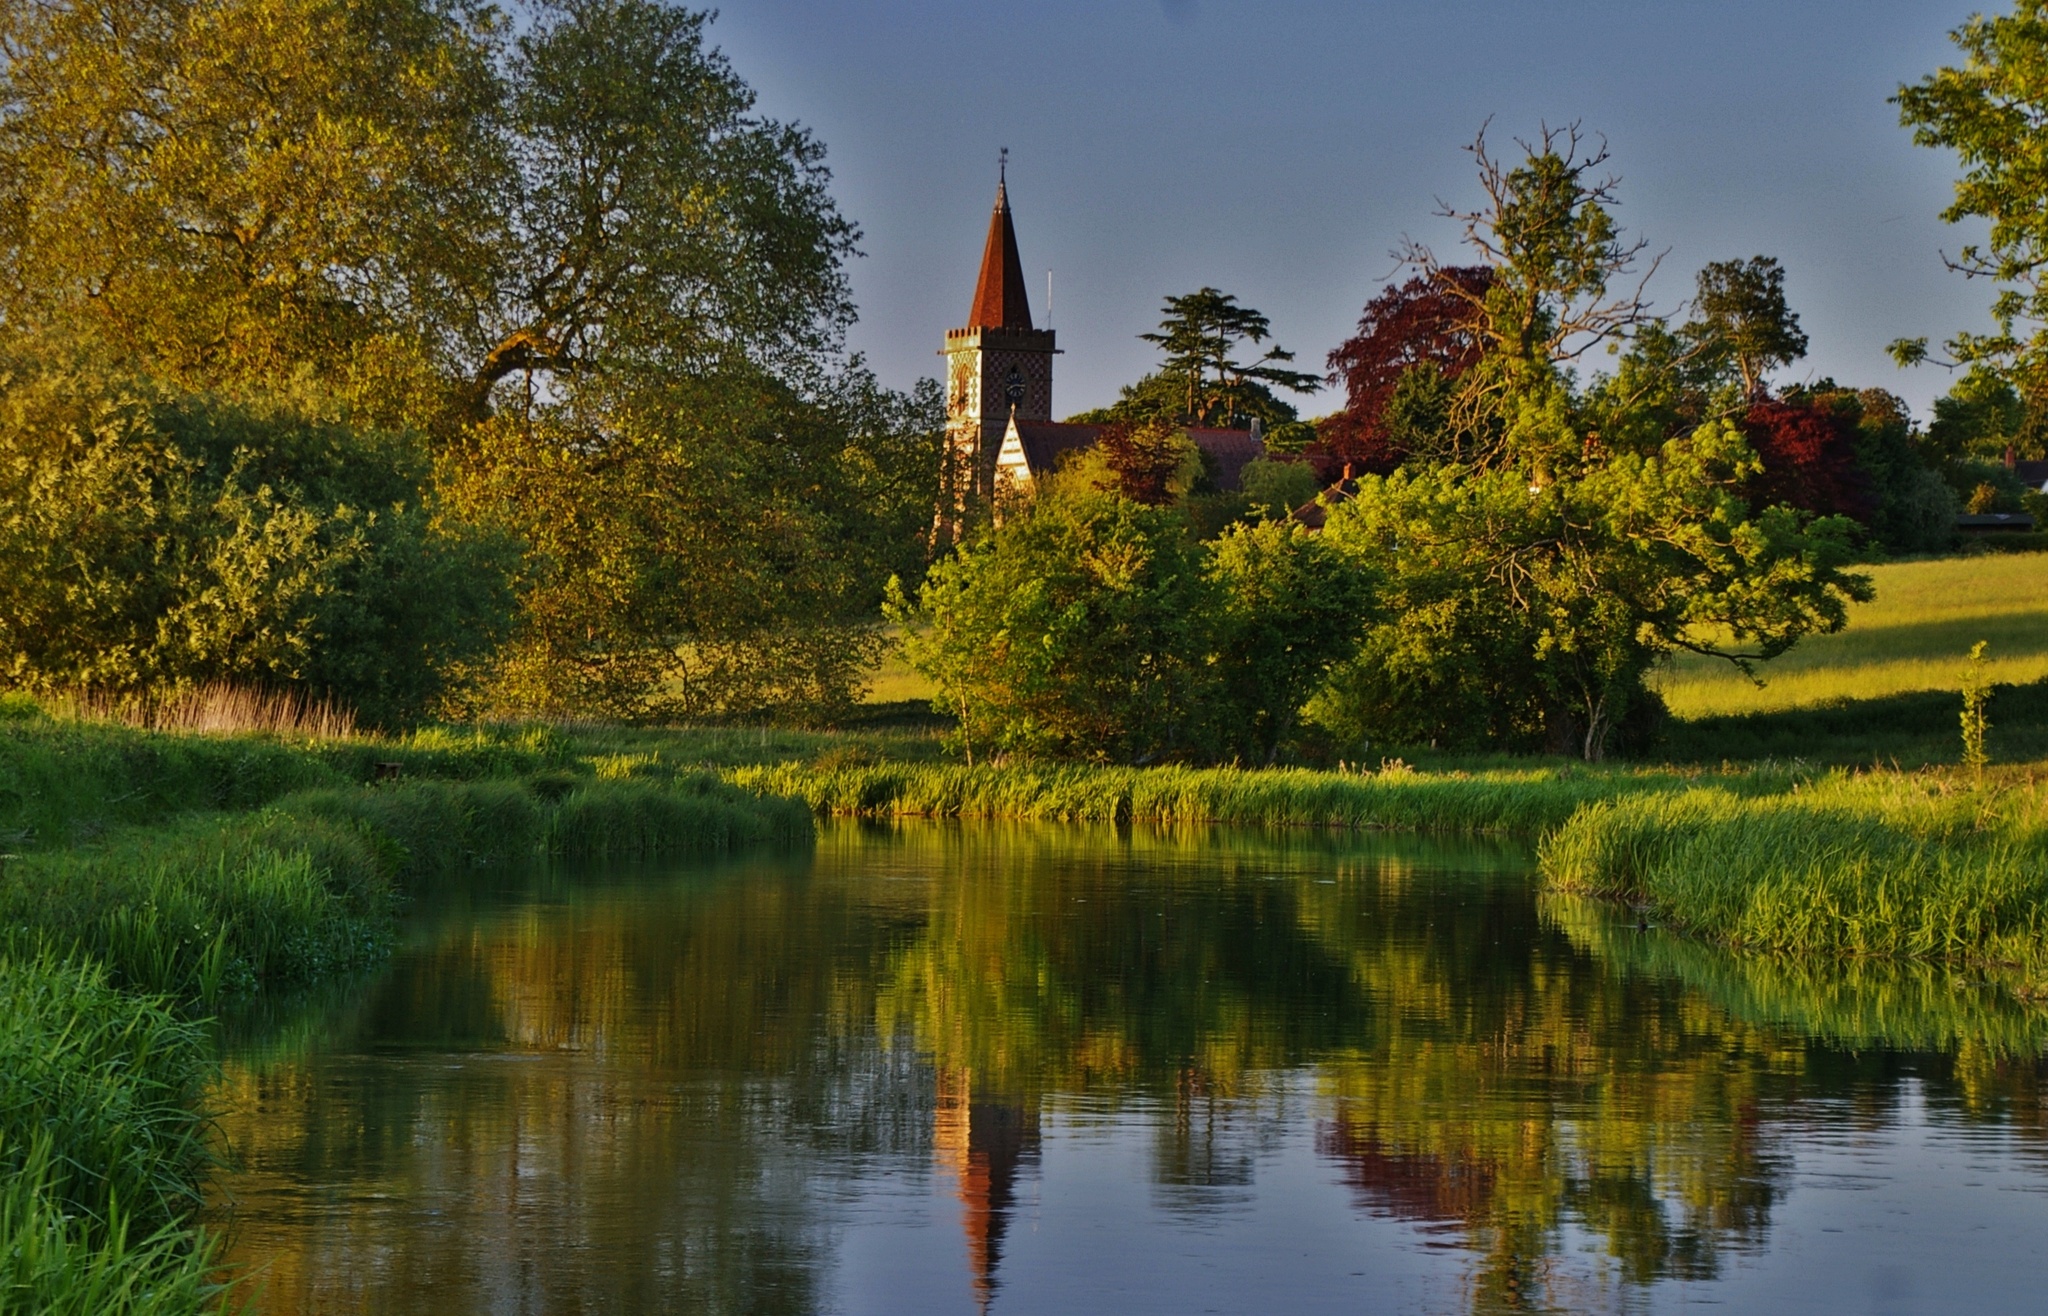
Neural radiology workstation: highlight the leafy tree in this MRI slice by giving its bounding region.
[0,0,914,721]
[0,0,499,413]
[1893,2,2048,396]
[1398,123,1662,474]
[1310,127,1869,760]
[0,0,857,426]
[1738,400,1872,522]
[0,353,514,725]
[1687,257,1808,399]
[453,0,858,420]
[1207,521,1366,764]
[1238,458,1321,521]
[1093,419,1201,506]
[1137,288,1319,428]
[891,482,1219,764]
[1323,267,1493,471]
[441,362,939,723]
[1313,422,1868,759]
[1927,367,2033,462]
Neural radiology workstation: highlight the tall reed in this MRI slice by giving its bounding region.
[1540,774,2048,968]
[728,759,1754,835]
[36,683,357,741]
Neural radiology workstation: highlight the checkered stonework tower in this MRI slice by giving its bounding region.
[935,168,1055,543]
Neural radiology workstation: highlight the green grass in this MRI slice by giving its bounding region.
[726,758,1796,835]
[0,955,224,1316]
[1540,771,2048,971]
[1655,552,2048,718]
[1658,678,2048,767]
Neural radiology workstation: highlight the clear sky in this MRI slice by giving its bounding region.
[707,1,1992,422]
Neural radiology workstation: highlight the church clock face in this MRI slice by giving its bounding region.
[1004,365,1026,409]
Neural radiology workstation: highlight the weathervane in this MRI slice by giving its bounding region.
[999,146,1008,185]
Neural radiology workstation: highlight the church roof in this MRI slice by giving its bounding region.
[968,180,1034,331]
[1006,422,1266,492]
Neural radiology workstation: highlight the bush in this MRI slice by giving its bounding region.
[897,483,1220,763]
[0,352,516,726]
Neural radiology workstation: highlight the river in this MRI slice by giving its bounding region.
[207,819,2048,1314]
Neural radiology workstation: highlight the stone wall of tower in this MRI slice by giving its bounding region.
[941,326,1056,508]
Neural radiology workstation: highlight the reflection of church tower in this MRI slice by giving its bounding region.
[935,154,1057,545]
[933,1069,1041,1313]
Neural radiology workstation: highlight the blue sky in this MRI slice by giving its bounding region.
[708,1,1992,421]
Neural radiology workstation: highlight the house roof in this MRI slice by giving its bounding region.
[1290,477,1355,530]
[1006,422,1267,492]
[1957,512,2037,531]
[2014,458,2048,489]
[1184,427,1263,491]
[968,180,1033,331]
[1010,423,1099,476]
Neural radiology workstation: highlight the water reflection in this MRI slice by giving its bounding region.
[211,821,2048,1314]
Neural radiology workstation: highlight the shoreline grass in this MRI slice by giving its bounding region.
[0,704,815,1313]
[1539,772,2048,972]
[725,758,1796,834]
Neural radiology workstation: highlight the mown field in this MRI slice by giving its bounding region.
[1655,551,2048,718]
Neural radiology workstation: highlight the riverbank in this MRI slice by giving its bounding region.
[0,706,811,1313]
[1540,769,2048,973]
[724,757,1788,833]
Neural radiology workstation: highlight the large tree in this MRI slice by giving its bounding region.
[1323,267,1492,472]
[1396,122,1663,475]
[1688,256,1808,399]
[1893,1,2048,399]
[0,0,923,720]
[1312,126,1868,760]
[1137,287,1319,428]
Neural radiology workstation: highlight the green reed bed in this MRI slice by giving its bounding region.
[727,759,1771,834]
[1540,774,2048,969]
[0,955,223,1316]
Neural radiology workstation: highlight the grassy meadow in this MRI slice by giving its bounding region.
[1655,551,2048,718]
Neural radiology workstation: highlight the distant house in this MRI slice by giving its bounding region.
[1957,512,2037,533]
[993,419,1265,495]
[2011,456,2048,492]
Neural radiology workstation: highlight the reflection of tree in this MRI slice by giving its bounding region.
[1295,872,1791,1309]
[212,849,931,1315]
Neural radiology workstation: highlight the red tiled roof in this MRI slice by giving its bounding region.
[968,182,1033,331]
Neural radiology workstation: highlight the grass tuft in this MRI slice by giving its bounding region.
[1541,773,2048,968]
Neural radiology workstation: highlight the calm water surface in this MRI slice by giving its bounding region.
[209,821,2048,1314]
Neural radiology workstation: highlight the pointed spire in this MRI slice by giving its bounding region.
[968,151,1033,331]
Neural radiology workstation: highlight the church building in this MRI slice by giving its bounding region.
[935,163,1265,542]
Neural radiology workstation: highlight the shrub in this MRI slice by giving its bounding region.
[0,353,516,726]
[896,483,1220,763]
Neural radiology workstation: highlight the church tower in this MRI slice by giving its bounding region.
[936,157,1056,542]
